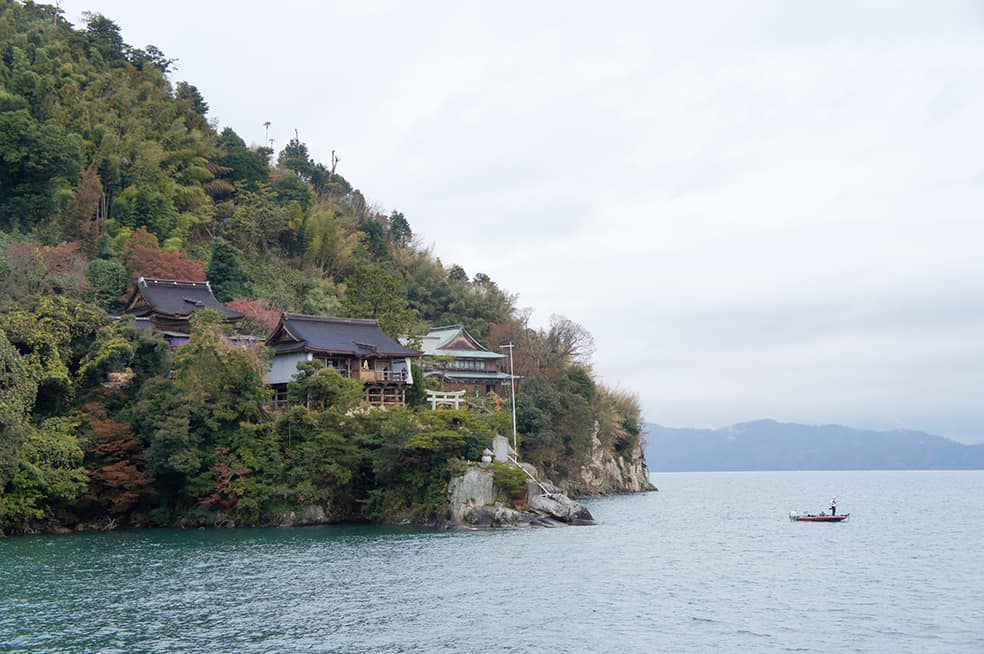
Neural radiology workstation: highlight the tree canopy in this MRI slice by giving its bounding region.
[0,1,644,533]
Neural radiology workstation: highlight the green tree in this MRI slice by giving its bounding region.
[0,109,82,229]
[88,258,129,311]
[287,360,364,414]
[0,417,88,531]
[303,205,360,277]
[206,238,245,302]
[388,210,412,248]
[0,330,36,493]
[217,127,270,189]
[131,310,269,514]
[83,13,126,64]
[341,262,419,338]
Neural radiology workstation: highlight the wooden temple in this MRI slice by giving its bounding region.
[417,324,516,396]
[264,313,422,408]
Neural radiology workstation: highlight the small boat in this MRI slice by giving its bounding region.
[789,511,849,522]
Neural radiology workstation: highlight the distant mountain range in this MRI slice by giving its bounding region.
[643,420,984,471]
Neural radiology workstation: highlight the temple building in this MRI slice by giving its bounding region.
[121,277,243,346]
[264,313,421,407]
[417,324,516,396]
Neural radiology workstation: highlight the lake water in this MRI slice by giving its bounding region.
[1,471,982,653]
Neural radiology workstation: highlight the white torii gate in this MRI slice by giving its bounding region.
[425,389,466,410]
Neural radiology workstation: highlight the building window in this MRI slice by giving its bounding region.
[272,383,289,409]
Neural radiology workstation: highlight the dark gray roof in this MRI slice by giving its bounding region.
[268,314,421,357]
[126,277,242,319]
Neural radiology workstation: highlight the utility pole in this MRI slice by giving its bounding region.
[501,343,518,457]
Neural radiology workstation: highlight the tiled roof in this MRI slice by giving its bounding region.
[128,277,242,319]
[268,314,421,357]
[418,324,504,359]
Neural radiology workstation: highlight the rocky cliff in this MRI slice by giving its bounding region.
[566,431,655,496]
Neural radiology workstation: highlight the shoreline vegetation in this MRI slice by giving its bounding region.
[0,2,652,537]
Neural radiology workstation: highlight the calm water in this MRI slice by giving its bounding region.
[1,471,982,653]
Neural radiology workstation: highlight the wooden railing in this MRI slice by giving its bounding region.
[314,362,406,383]
[373,370,407,382]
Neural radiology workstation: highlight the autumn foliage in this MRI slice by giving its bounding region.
[124,227,206,281]
[84,405,154,517]
[226,297,280,334]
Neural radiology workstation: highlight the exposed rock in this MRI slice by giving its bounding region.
[528,493,595,524]
[492,434,515,462]
[272,504,331,527]
[461,502,532,527]
[568,427,656,496]
[448,467,496,522]
[448,465,594,528]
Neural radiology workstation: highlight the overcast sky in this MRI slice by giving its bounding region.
[56,1,984,442]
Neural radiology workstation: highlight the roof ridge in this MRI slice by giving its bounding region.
[282,313,381,326]
[140,277,211,288]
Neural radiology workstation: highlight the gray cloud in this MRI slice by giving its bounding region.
[57,1,984,441]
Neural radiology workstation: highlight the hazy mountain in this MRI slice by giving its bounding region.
[643,420,984,471]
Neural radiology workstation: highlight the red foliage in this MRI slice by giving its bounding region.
[226,297,280,335]
[199,446,250,509]
[63,168,104,254]
[84,405,154,516]
[42,240,83,273]
[124,227,206,281]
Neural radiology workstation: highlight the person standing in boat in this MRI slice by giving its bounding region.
[830,497,837,516]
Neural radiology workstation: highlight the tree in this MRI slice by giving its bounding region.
[0,330,36,493]
[544,315,596,366]
[61,168,104,255]
[173,310,269,426]
[0,110,82,229]
[225,297,280,336]
[0,297,110,417]
[287,361,364,414]
[206,239,245,302]
[277,137,331,195]
[217,128,270,189]
[388,211,412,248]
[88,258,129,311]
[341,262,419,338]
[83,405,154,518]
[1,242,47,301]
[124,227,205,281]
[357,216,388,259]
[112,183,179,239]
[224,185,290,254]
[40,241,88,296]
[83,13,126,64]
[0,417,89,531]
[303,206,360,277]
[130,311,268,512]
[271,173,313,210]
[129,45,177,75]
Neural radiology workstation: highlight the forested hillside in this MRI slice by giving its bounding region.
[0,1,648,534]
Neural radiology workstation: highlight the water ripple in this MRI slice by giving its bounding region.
[1,471,982,653]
